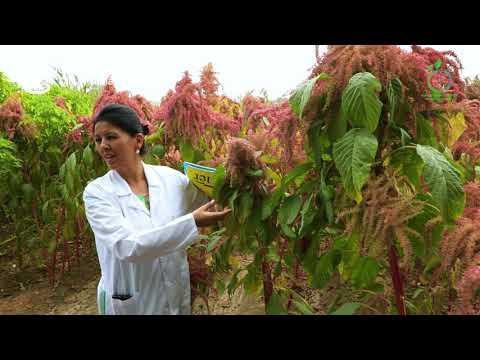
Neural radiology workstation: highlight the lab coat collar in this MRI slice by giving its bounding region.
[111,162,160,197]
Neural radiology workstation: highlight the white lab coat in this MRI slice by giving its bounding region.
[83,162,208,315]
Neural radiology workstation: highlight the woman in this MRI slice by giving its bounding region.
[83,103,230,315]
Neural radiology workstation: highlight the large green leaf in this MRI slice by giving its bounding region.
[82,145,93,167]
[283,161,314,187]
[329,302,362,315]
[279,195,303,225]
[212,164,226,203]
[333,128,378,203]
[292,300,315,315]
[387,78,403,125]
[179,138,194,163]
[261,162,313,220]
[341,72,383,133]
[351,257,380,289]
[261,190,283,221]
[289,73,329,119]
[327,105,348,143]
[150,144,165,158]
[266,292,288,315]
[307,119,324,168]
[388,147,423,189]
[311,249,341,289]
[65,171,75,195]
[416,145,465,223]
[238,192,253,223]
[280,222,297,239]
[66,152,77,174]
[21,183,35,204]
[416,113,437,147]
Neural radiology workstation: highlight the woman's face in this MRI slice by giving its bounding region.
[94,121,143,170]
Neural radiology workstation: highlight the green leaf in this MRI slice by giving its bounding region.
[283,162,314,188]
[179,138,194,163]
[388,147,423,189]
[215,279,225,297]
[261,191,282,220]
[333,128,378,203]
[327,105,348,143]
[311,250,341,289]
[82,145,93,167]
[247,169,263,177]
[266,292,288,315]
[212,164,226,203]
[307,120,324,168]
[387,78,403,125]
[41,200,51,222]
[289,73,329,119]
[66,152,77,174]
[329,302,362,315]
[193,149,205,163]
[227,269,242,297]
[412,288,424,300]
[351,257,380,289]
[228,189,239,216]
[243,266,260,295]
[238,192,254,223]
[320,179,334,224]
[63,222,75,241]
[65,171,75,194]
[21,183,35,204]
[279,195,302,225]
[150,144,165,158]
[416,144,465,223]
[206,228,226,252]
[446,112,466,147]
[424,255,441,274]
[400,128,412,146]
[261,162,313,220]
[341,72,383,133]
[265,167,281,185]
[280,222,297,239]
[292,300,315,315]
[416,113,437,147]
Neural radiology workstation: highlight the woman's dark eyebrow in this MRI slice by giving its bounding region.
[95,131,118,137]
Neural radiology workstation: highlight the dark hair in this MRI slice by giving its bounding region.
[93,103,149,155]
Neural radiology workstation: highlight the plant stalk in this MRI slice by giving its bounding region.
[387,228,406,315]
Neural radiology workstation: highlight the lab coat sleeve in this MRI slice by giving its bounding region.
[83,183,200,263]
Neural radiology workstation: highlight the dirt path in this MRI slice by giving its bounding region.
[0,249,266,315]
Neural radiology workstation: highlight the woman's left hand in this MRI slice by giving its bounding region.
[192,200,231,227]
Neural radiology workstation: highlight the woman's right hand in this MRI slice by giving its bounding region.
[192,200,231,227]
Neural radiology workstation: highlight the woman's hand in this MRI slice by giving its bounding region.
[192,200,231,227]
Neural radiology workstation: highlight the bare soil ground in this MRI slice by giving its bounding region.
[0,242,269,315]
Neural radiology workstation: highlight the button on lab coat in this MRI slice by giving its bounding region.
[83,162,208,315]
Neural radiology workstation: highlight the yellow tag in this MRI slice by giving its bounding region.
[183,161,216,197]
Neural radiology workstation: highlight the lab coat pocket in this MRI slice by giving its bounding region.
[111,295,138,315]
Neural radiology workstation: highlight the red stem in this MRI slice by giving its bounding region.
[286,260,300,313]
[62,236,70,276]
[51,206,65,287]
[387,232,406,315]
[273,238,288,282]
[261,257,273,310]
